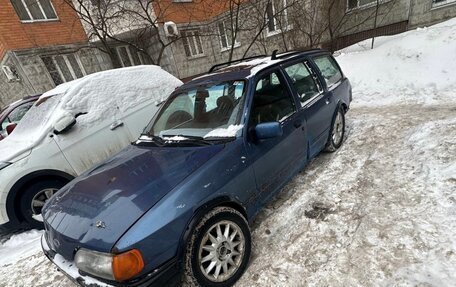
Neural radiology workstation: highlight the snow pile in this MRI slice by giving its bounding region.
[0,230,43,266]
[337,17,456,106]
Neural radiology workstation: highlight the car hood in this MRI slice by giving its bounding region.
[43,143,224,258]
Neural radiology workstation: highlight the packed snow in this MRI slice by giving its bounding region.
[1,18,456,287]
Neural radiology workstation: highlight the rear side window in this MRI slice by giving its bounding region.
[313,55,342,88]
[284,62,320,104]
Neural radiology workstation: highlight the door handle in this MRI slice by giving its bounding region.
[293,120,302,128]
[325,98,330,105]
[110,120,124,130]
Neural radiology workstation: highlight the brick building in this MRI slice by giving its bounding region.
[0,0,111,108]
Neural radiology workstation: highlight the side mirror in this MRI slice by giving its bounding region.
[54,113,76,135]
[6,123,17,135]
[255,122,283,140]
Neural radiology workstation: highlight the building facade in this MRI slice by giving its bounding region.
[1,0,456,108]
[0,0,117,108]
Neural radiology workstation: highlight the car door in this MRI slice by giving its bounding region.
[53,103,133,175]
[245,69,305,205]
[300,56,338,157]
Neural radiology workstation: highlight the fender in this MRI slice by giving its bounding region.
[6,169,74,224]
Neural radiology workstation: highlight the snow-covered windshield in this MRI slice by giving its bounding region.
[12,95,61,139]
[148,80,246,139]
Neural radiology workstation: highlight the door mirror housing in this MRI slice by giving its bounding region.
[54,113,76,135]
[6,123,17,135]
[255,122,283,140]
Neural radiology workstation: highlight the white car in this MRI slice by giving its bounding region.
[0,65,182,229]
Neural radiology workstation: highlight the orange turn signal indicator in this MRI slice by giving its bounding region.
[112,249,145,282]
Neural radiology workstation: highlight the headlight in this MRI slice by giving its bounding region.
[0,162,11,171]
[74,248,144,282]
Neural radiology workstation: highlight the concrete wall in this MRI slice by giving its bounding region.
[410,0,456,27]
[0,44,107,108]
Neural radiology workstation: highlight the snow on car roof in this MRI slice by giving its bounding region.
[38,65,182,128]
[0,65,182,163]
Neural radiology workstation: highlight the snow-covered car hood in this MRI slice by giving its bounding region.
[42,143,224,258]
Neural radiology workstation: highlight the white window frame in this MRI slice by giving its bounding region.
[15,0,59,23]
[115,46,144,67]
[182,30,205,58]
[266,0,291,37]
[431,0,456,8]
[51,54,86,83]
[218,21,241,52]
[346,0,390,11]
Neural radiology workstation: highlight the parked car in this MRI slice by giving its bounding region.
[0,65,182,230]
[0,94,40,140]
[42,50,351,287]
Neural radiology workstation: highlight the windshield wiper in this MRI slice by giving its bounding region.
[163,135,215,146]
[136,133,166,146]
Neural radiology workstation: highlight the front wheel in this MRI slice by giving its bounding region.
[19,179,67,229]
[325,106,345,152]
[183,207,251,287]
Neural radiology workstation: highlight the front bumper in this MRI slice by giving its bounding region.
[41,234,180,287]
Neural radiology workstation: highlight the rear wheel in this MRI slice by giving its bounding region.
[325,106,345,152]
[183,207,251,287]
[19,179,67,229]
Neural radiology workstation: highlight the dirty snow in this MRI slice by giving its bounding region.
[1,18,456,287]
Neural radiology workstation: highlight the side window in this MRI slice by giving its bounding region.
[8,102,34,122]
[250,71,296,126]
[313,55,343,88]
[1,117,11,130]
[284,62,320,104]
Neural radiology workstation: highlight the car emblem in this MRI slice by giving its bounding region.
[53,238,60,249]
[95,220,106,229]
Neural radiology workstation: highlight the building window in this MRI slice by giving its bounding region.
[115,46,144,67]
[42,54,86,85]
[218,21,240,51]
[432,0,456,7]
[347,0,382,10]
[182,30,204,58]
[266,0,289,34]
[10,0,58,22]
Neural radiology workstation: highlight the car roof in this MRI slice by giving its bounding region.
[185,49,328,87]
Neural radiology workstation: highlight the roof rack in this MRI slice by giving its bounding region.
[208,54,267,73]
[207,48,324,74]
[271,49,322,60]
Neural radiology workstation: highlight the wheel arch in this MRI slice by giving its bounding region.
[6,169,74,223]
[176,196,248,263]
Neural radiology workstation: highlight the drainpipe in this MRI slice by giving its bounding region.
[407,0,414,29]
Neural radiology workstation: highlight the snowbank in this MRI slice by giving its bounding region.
[337,17,456,107]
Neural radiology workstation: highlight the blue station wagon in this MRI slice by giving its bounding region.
[42,49,352,287]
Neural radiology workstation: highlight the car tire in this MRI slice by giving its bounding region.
[19,179,67,229]
[325,106,345,153]
[182,207,251,287]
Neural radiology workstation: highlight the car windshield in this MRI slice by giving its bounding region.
[12,95,61,139]
[146,80,246,140]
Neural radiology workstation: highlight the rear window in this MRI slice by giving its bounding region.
[313,55,343,88]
